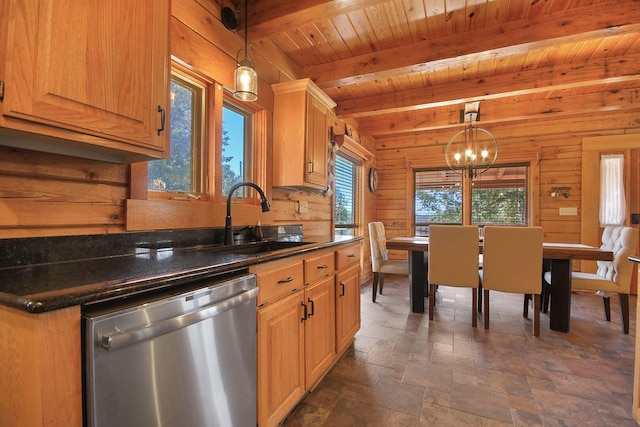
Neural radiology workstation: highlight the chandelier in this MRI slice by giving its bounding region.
[445,101,498,178]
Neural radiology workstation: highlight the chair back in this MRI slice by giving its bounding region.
[428,225,479,287]
[368,222,389,273]
[597,226,639,293]
[482,226,543,294]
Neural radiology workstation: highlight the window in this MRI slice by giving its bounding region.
[222,100,253,196]
[599,154,626,226]
[334,153,359,238]
[414,170,462,235]
[146,65,263,206]
[414,164,528,235]
[471,165,528,225]
[148,71,205,193]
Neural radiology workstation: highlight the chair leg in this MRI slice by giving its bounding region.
[523,294,530,318]
[379,273,385,295]
[533,294,540,337]
[484,289,490,330]
[477,280,483,313]
[372,273,380,302]
[542,282,550,314]
[471,288,477,328]
[602,296,611,321]
[429,283,435,321]
[619,293,630,334]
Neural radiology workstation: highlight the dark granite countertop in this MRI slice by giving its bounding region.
[0,227,361,313]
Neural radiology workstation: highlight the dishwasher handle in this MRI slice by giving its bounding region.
[101,286,259,351]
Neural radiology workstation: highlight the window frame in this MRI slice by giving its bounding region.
[413,162,532,233]
[147,66,208,199]
[221,97,255,198]
[334,152,360,238]
[142,61,267,209]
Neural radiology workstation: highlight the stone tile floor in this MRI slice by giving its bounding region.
[282,276,638,426]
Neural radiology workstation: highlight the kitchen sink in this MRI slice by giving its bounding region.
[223,240,313,255]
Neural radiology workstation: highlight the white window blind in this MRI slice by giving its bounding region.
[334,154,358,237]
[599,154,626,226]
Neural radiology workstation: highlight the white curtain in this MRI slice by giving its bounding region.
[599,154,626,226]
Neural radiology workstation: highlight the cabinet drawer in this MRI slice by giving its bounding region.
[305,251,335,284]
[336,243,360,270]
[256,260,304,306]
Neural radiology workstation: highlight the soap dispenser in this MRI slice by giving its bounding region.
[254,219,263,241]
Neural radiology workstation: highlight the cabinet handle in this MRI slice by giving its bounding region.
[301,301,308,322]
[278,277,294,284]
[308,298,315,317]
[157,105,166,136]
[317,264,329,269]
[348,254,356,258]
[339,282,345,297]
[308,160,314,174]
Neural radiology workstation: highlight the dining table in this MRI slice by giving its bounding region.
[386,236,614,333]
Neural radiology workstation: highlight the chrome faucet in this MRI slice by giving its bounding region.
[225,182,271,245]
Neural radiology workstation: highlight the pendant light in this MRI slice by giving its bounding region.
[445,101,498,179]
[233,1,258,102]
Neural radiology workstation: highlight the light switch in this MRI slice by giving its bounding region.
[559,207,578,216]
[299,201,309,213]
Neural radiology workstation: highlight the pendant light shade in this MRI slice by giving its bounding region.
[233,1,257,102]
[234,55,258,102]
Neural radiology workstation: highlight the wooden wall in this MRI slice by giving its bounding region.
[0,0,377,271]
[0,0,637,287]
[374,112,640,263]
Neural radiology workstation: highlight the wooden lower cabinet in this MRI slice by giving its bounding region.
[256,244,365,426]
[257,291,306,427]
[256,276,337,427]
[335,264,361,355]
[0,304,82,427]
[304,275,336,388]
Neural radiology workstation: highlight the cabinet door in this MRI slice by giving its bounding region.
[335,265,361,354]
[305,95,328,188]
[257,291,305,427]
[1,0,169,158]
[304,276,336,388]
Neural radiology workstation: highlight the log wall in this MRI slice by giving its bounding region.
[0,0,638,286]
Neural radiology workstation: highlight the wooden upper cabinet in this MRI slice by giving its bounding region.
[272,79,336,190]
[0,0,170,163]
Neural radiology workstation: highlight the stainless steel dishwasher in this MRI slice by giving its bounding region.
[83,273,258,427]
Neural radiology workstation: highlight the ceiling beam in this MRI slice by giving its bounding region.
[336,54,640,118]
[359,87,640,136]
[303,0,640,89]
[246,0,390,41]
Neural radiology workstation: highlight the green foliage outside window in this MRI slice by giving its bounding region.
[148,79,194,192]
[471,188,526,224]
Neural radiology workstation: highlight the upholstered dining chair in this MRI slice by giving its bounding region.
[368,222,409,302]
[428,225,479,326]
[544,226,638,334]
[480,226,544,336]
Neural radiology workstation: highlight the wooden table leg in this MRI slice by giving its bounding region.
[409,250,427,313]
[549,258,572,333]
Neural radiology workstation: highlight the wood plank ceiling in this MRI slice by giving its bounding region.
[240,0,640,142]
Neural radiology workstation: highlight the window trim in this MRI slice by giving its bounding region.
[334,152,360,237]
[221,98,255,198]
[409,154,539,233]
[147,64,210,201]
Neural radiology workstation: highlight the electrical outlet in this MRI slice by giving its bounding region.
[559,207,578,216]
[298,201,309,213]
